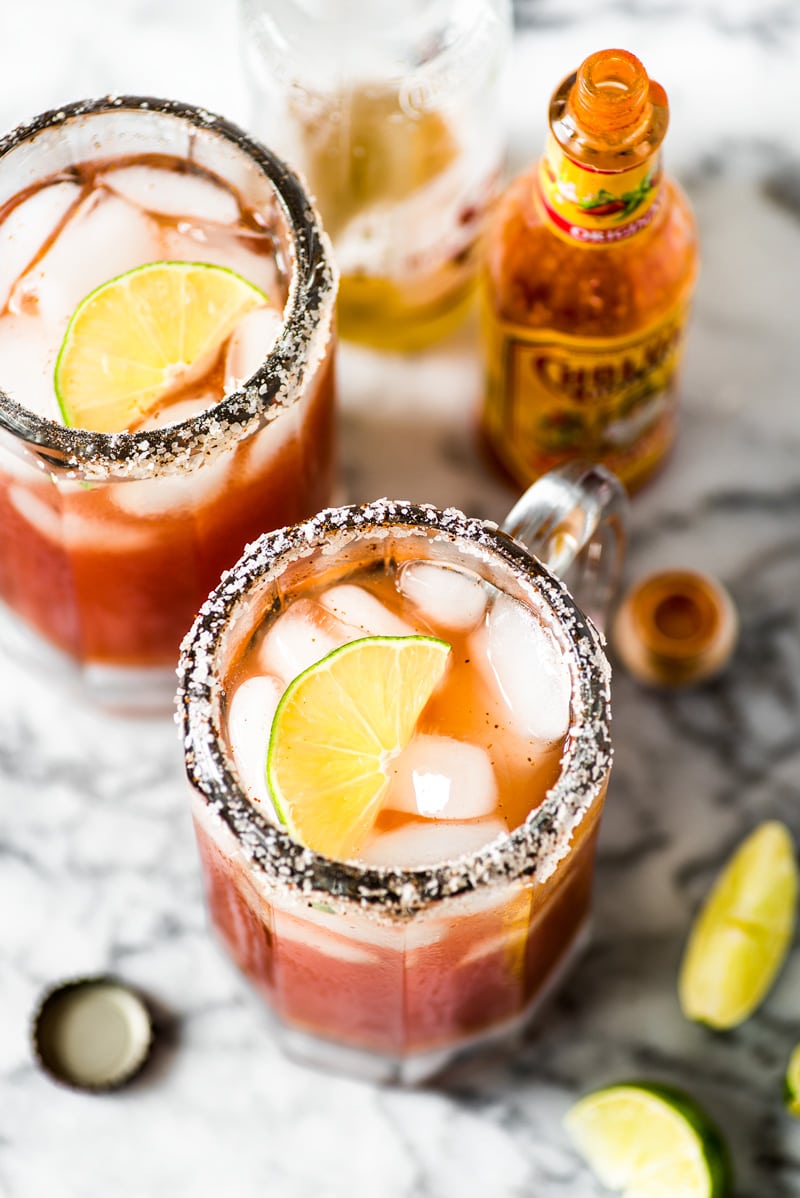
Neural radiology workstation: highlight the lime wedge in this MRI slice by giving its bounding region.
[785,1044,800,1117]
[266,634,451,860]
[55,261,268,432]
[565,1082,732,1197]
[678,821,798,1029]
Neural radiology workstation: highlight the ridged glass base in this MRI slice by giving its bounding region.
[245,918,591,1086]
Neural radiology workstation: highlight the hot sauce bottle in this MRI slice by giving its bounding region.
[480,49,698,492]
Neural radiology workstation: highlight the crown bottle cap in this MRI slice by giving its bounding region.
[32,975,153,1091]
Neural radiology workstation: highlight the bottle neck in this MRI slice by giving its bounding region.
[535,49,668,244]
[549,50,669,169]
[536,132,663,245]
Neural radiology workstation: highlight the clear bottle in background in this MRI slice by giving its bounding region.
[481,49,698,492]
[240,0,512,351]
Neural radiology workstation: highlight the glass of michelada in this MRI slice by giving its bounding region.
[178,464,625,1082]
[0,96,337,709]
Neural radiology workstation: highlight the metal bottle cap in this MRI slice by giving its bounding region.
[612,568,738,688]
[32,976,153,1091]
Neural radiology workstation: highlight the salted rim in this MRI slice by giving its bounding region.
[0,95,336,481]
[177,499,613,920]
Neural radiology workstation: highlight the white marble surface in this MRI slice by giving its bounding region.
[1,2,800,1196]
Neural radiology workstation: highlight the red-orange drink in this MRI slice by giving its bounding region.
[179,490,616,1082]
[0,98,336,708]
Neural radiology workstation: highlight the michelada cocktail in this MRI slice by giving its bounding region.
[179,469,624,1081]
[0,97,336,707]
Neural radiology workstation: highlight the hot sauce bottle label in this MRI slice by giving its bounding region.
[484,301,691,471]
[538,135,662,245]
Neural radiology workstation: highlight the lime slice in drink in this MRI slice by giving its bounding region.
[678,821,798,1029]
[565,1082,733,1197]
[785,1044,800,1117]
[267,634,451,860]
[55,261,268,432]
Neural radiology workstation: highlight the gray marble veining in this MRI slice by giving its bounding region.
[0,0,799,1195]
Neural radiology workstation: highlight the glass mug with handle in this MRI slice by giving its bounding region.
[178,463,626,1082]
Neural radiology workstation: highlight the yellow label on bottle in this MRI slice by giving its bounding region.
[538,134,662,245]
[484,302,691,481]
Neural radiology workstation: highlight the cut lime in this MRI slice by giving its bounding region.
[678,821,798,1029]
[266,634,451,860]
[785,1044,800,1117]
[54,261,268,432]
[565,1082,732,1197]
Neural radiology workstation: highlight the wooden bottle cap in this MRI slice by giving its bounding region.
[612,569,738,688]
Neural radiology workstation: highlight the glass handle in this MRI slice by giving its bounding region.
[501,462,628,632]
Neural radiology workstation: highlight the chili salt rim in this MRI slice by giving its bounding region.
[177,499,612,919]
[0,95,336,482]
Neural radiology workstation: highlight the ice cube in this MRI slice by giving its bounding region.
[101,165,240,225]
[0,181,82,310]
[224,305,283,392]
[7,483,60,541]
[160,224,280,299]
[109,446,234,517]
[256,598,361,685]
[11,190,161,328]
[7,482,145,551]
[0,439,43,484]
[138,393,217,430]
[0,312,64,420]
[319,584,415,637]
[276,917,375,964]
[459,928,530,968]
[357,817,507,869]
[232,398,297,488]
[397,561,487,631]
[226,674,283,811]
[480,594,571,744]
[385,734,497,820]
[114,405,295,519]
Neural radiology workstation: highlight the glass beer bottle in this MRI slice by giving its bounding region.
[240,0,511,351]
[481,49,698,493]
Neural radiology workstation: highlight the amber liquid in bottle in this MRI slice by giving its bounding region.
[481,49,698,493]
